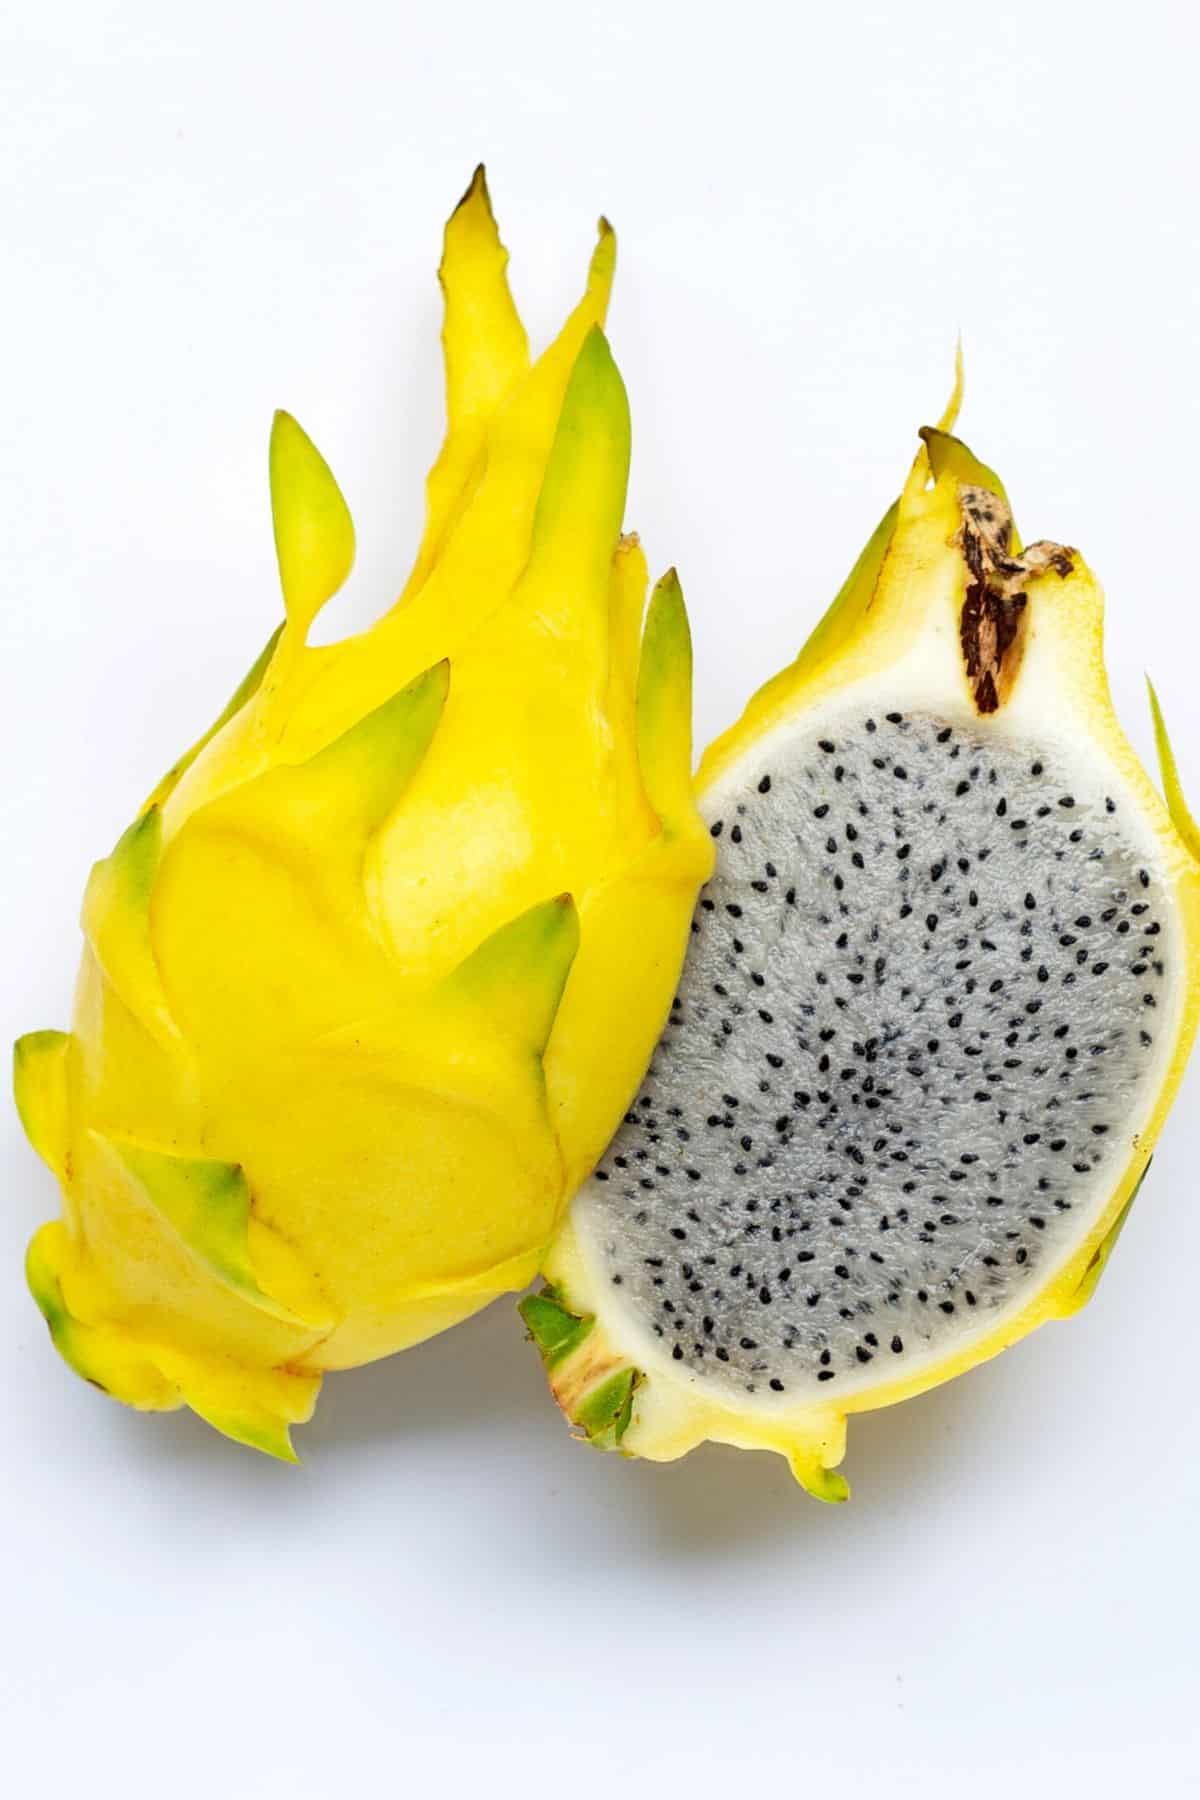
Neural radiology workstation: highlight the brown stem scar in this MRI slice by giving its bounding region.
[957,484,1075,714]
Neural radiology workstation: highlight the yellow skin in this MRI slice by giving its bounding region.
[526,373,1200,1499]
[13,170,713,1460]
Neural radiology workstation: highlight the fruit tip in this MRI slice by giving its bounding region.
[587,216,617,292]
[453,161,491,215]
[574,323,616,376]
[936,336,965,434]
[652,566,684,606]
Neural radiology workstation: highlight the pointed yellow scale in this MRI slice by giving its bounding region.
[30,1215,317,1460]
[236,657,451,847]
[26,1222,180,1410]
[14,175,710,1455]
[157,1351,321,1463]
[406,164,531,597]
[107,1139,328,1326]
[82,810,179,1047]
[438,893,581,1057]
[1148,680,1200,862]
[920,423,1011,511]
[152,662,449,1058]
[635,569,698,835]
[520,325,630,618]
[144,626,284,813]
[13,1031,71,1180]
[740,347,966,717]
[269,410,356,640]
[604,534,659,846]
[29,1208,320,1455]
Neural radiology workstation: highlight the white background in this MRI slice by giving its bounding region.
[3,4,1199,1795]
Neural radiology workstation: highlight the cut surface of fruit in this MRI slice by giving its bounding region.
[14,169,711,1458]
[526,409,1200,1499]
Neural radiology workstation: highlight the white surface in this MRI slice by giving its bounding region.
[3,4,1198,1795]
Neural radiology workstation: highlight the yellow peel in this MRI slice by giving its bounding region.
[15,177,708,1456]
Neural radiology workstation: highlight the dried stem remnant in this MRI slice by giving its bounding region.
[957,483,1074,714]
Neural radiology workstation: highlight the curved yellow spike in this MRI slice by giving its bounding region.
[480,215,618,482]
[588,216,616,305]
[788,1453,851,1504]
[269,411,356,638]
[13,1031,71,1180]
[189,1403,301,1462]
[916,424,1022,556]
[213,659,450,851]
[1147,680,1200,863]
[410,166,533,594]
[186,1401,303,1462]
[440,165,531,429]
[106,1138,324,1326]
[787,345,966,693]
[25,1223,179,1409]
[937,335,965,434]
[441,894,581,1057]
[521,326,631,612]
[791,501,900,689]
[28,1217,321,1451]
[287,659,451,844]
[605,534,658,843]
[154,1346,322,1462]
[635,569,696,835]
[144,624,284,812]
[919,424,1009,505]
[82,809,178,1044]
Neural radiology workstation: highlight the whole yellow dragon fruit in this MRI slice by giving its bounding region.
[13,169,713,1459]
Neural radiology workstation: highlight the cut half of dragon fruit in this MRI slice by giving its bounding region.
[523,378,1200,1499]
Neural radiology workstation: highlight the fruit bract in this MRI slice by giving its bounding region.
[523,382,1200,1499]
[14,170,712,1459]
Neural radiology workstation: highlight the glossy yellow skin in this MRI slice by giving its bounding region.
[13,171,713,1459]
[537,391,1200,1499]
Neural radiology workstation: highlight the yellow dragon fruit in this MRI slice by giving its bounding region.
[13,169,713,1459]
[523,373,1200,1499]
